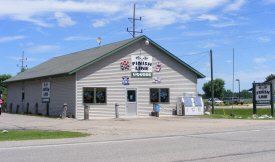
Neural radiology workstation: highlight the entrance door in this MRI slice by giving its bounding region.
[126,89,137,117]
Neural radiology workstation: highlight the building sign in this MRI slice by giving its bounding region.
[131,72,152,78]
[122,76,129,85]
[152,77,161,83]
[120,61,129,70]
[252,82,274,117]
[255,84,271,104]
[154,62,163,72]
[42,98,50,103]
[42,82,50,103]
[42,82,50,98]
[131,55,152,78]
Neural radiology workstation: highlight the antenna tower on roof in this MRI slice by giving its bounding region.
[17,51,27,72]
[127,3,143,38]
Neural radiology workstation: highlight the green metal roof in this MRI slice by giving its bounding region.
[3,35,205,83]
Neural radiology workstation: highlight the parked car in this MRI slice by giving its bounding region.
[207,98,223,104]
[223,97,245,105]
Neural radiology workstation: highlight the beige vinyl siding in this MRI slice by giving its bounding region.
[6,83,22,113]
[76,40,198,119]
[7,75,76,116]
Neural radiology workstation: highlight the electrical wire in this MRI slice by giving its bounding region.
[189,52,209,65]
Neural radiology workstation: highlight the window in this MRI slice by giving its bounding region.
[83,88,106,104]
[150,88,169,103]
[127,90,136,102]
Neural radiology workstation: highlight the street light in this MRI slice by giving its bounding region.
[236,79,240,101]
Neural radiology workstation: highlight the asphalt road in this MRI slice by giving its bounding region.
[1,125,275,162]
[1,113,275,161]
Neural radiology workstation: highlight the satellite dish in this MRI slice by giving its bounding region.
[97,37,102,45]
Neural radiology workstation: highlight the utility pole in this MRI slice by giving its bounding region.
[127,3,142,38]
[17,51,27,72]
[210,49,214,114]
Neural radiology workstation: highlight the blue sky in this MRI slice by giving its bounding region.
[1,0,275,94]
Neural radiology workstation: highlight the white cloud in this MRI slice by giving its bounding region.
[0,36,25,43]
[210,21,240,28]
[9,57,21,60]
[253,58,267,64]
[175,25,186,29]
[188,52,200,55]
[197,14,218,21]
[227,60,232,63]
[153,0,228,12]
[28,45,59,54]
[253,67,261,70]
[92,19,110,28]
[140,9,187,28]
[206,63,210,67]
[26,42,34,46]
[259,37,271,42]
[204,77,211,81]
[0,0,122,27]
[203,43,216,48]
[64,36,96,41]
[54,12,76,27]
[223,0,246,12]
[183,30,220,36]
[9,56,36,61]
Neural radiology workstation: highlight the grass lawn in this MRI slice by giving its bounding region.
[0,130,91,141]
[201,108,275,119]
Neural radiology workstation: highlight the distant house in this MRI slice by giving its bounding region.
[2,35,205,119]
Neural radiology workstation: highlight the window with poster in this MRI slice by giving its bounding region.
[150,88,169,103]
[83,87,106,104]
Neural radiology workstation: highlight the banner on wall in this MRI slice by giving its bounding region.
[120,61,130,70]
[131,55,152,78]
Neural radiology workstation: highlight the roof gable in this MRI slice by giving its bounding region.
[3,35,205,83]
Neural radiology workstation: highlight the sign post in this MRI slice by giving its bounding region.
[253,83,256,114]
[271,82,274,117]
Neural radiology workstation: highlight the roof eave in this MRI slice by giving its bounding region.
[2,73,74,84]
[68,35,205,78]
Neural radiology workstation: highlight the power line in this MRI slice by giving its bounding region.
[56,22,131,55]
[178,52,208,57]
[189,53,209,65]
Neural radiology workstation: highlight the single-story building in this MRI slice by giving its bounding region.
[3,35,205,119]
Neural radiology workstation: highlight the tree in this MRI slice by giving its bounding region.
[266,74,275,81]
[0,74,12,108]
[0,74,12,89]
[202,78,225,98]
[17,67,27,75]
[224,89,233,97]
